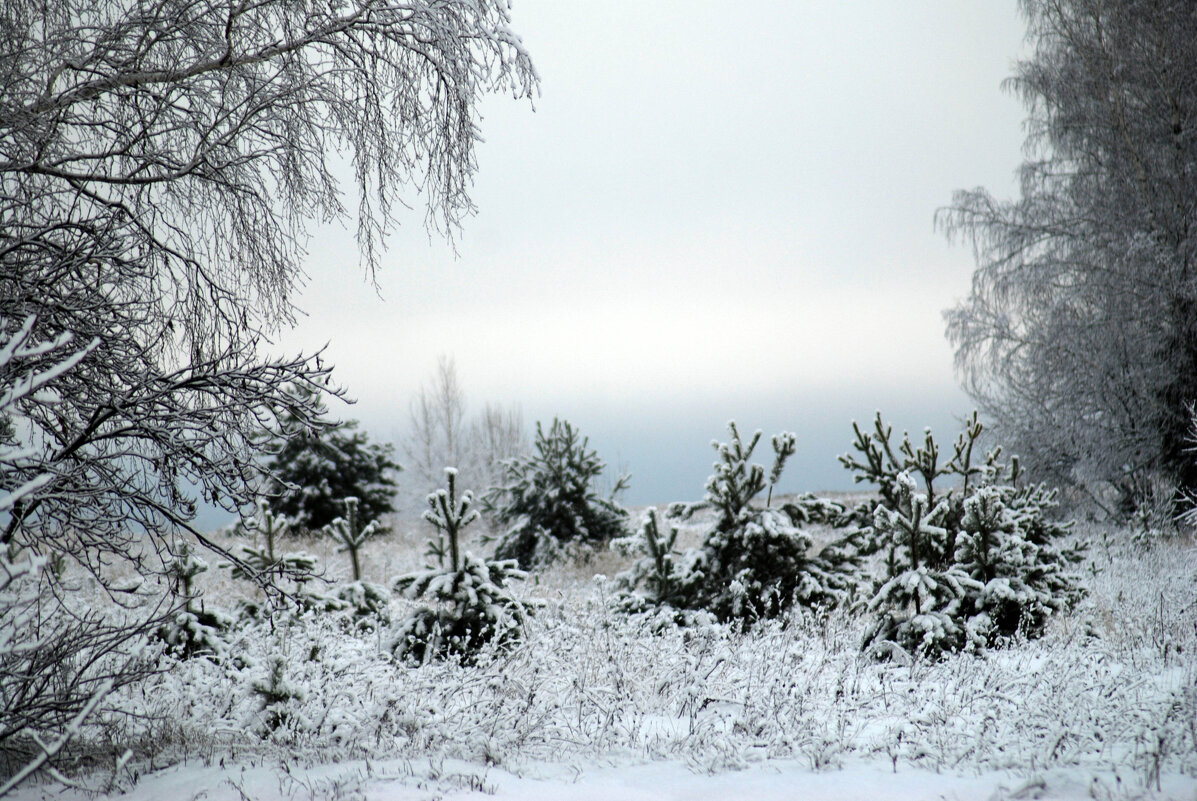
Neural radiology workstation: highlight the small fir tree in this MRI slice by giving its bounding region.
[323,497,390,623]
[613,423,864,624]
[843,412,1087,659]
[324,496,378,582]
[228,500,319,585]
[690,423,864,620]
[861,473,981,658]
[156,544,233,660]
[251,654,309,735]
[222,500,349,619]
[483,418,629,568]
[392,469,537,663]
[610,509,704,621]
[262,384,400,533]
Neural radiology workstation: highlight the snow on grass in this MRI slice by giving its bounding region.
[9,522,1197,800]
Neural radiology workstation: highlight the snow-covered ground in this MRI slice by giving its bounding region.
[9,515,1197,801]
[14,755,1197,801]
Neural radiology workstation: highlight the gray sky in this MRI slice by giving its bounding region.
[278,1,1029,507]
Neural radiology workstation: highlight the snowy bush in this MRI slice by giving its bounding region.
[261,384,400,534]
[392,469,537,663]
[156,544,233,661]
[613,422,864,624]
[844,412,1087,658]
[483,418,630,568]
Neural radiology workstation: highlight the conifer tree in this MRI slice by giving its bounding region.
[484,418,629,568]
[393,469,536,663]
[263,385,400,534]
[613,423,863,624]
[610,509,702,620]
[157,544,233,660]
[229,500,318,585]
[251,654,308,736]
[861,473,980,658]
[844,412,1086,658]
[323,497,389,623]
[323,497,378,583]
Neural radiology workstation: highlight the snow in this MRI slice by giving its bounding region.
[11,758,1197,801]
[6,515,1196,801]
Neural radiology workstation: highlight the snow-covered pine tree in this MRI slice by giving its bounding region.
[610,509,705,622]
[228,500,319,585]
[861,473,981,659]
[323,497,389,623]
[483,418,629,568]
[250,654,308,736]
[157,544,234,660]
[392,468,536,663]
[845,412,1086,658]
[954,481,1086,646]
[953,486,1049,645]
[324,496,378,583]
[262,384,400,534]
[691,423,864,620]
[615,423,863,624]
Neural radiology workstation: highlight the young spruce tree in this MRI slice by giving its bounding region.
[613,422,864,624]
[392,469,536,663]
[844,412,1086,659]
[483,418,629,568]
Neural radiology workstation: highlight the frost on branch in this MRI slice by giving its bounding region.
[0,318,153,793]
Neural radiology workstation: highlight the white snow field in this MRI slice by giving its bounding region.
[9,515,1197,801]
[15,755,1197,801]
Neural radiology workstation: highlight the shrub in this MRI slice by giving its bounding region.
[843,412,1087,659]
[612,422,864,624]
[392,469,536,663]
[483,418,629,568]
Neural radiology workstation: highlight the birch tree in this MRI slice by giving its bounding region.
[1,0,535,579]
[0,0,534,786]
[939,0,1197,515]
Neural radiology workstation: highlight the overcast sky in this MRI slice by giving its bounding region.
[277,1,1030,508]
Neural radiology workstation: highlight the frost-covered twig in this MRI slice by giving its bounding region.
[0,677,115,797]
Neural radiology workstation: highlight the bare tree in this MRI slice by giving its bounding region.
[0,0,534,787]
[405,355,470,494]
[472,401,528,482]
[939,0,1197,515]
[402,356,525,510]
[0,319,160,792]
